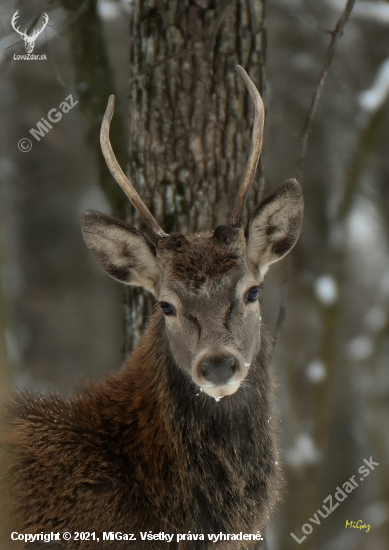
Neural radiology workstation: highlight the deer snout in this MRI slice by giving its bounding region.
[199,354,238,386]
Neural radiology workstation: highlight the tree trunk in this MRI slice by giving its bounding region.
[126,0,266,352]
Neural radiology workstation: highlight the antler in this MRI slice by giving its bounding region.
[100,95,167,239]
[11,11,49,39]
[11,11,26,37]
[30,13,49,39]
[230,65,265,227]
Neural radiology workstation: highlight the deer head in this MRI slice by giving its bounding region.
[11,11,48,54]
[82,66,303,400]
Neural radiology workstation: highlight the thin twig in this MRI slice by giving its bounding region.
[298,0,356,180]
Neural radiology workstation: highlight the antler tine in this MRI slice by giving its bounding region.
[100,95,168,239]
[11,11,24,36]
[230,65,265,227]
[29,13,48,39]
[33,13,49,38]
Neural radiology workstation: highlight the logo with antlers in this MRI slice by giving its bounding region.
[11,11,49,54]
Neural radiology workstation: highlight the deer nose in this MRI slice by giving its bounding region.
[200,355,237,386]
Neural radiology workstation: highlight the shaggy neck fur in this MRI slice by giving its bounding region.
[87,312,279,533]
[7,310,280,548]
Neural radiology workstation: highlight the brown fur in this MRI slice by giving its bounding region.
[4,180,303,550]
[5,315,278,550]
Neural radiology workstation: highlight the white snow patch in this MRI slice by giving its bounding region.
[346,200,387,285]
[306,360,326,383]
[347,203,381,246]
[5,329,20,363]
[314,275,338,305]
[348,335,374,361]
[97,0,122,20]
[364,306,387,333]
[286,433,320,466]
[363,501,389,527]
[359,58,389,113]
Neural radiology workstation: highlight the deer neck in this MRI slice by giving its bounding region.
[110,309,277,514]
[118,308,272,427]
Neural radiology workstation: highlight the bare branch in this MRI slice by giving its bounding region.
[298,0,356,179]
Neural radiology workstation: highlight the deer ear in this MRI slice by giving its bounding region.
[245,179,303,278]
[82,211,161,294]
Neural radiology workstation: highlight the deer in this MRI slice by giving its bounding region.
[4,66,303,549]
[11,11,49,54]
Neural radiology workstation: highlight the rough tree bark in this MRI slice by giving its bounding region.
[126,0,266,352]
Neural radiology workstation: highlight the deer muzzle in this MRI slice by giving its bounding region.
[194,351,246,398]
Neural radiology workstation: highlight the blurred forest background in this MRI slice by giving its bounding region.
[0,0,389,549]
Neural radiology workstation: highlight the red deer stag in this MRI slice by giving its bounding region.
[5,66,303,549]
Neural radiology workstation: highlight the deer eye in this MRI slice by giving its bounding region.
[246,286,259,302]
[160,302,175,315]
